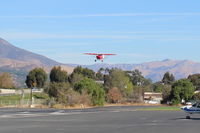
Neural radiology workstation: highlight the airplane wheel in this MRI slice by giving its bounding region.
[186,116,190,119]
[95,60,97,62]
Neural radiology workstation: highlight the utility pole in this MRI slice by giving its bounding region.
[29,82,36,108]
[20,89,24,107]
[29,87,33,107]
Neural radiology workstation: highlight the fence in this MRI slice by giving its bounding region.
[0,99,48,107]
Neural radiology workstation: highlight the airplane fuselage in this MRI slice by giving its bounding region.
[181,102,200,119]
[95,55,105,62]
[84,53,115,62]
[96,55,104,60]
[181,105,200,114]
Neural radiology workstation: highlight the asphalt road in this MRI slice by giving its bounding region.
[0,106,199,133]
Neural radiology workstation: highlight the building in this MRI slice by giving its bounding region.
[144,92,163,104]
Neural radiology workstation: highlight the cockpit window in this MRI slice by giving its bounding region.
[192,103,197,107]
[197,103,200,108]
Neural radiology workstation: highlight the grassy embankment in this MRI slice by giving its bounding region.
[0,94,182,110]
[0,93,49,106]
[135,106,181,111]
[0,93,49,101]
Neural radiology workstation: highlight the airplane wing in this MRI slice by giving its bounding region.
[101,54,116,55]
[84,53,116,55]
[84,53,99,55]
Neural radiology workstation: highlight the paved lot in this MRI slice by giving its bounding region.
[0,106,199,133]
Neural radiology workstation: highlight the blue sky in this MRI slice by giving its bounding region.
[0,0,200,64]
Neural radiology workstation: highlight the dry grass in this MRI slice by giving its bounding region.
[51,104,93,109]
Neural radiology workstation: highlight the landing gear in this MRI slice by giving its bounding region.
[186,115,190,119]
[95,60,97,62]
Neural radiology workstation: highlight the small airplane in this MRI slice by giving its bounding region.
[181,101,200,119]
[84,53,116,62]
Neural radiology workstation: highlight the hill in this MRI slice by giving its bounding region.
[1,37,200,85]
[0,38,73,87]
[78,59,200,82]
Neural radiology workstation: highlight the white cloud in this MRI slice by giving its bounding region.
[0,32,142,39]
[120,53,157,58]
[160,38,200,41]
[80,13,200,17]
[1,31,200,41]
[1,13,200,18]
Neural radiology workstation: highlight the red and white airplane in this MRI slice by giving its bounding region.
[84,53,116,62]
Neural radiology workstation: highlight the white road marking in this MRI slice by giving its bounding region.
[0,108,139,119]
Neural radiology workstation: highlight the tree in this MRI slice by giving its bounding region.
[74,78,105,106]
[65,88,91,106]
[162,72,175,85]
[188,74,200,90]
[161,85,171,103]
[104,68,133,98]
[25,68,47,88]
[192,92,200,100]
[152,82,164,93]
[131,86,144,103]
[68,73,84,87]
[50,66,68,83]
[46,82,71,104]
[0,72,14,88]
[105,68,110,74]
[127,69,151,86]
[72,66,95,79]
[46,82,91,105]
[170,79,194,105]
[107,87,123,103]
[96,67,104,80]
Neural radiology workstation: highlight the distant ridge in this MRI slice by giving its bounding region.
[1,37,200,85]
[75,59,200,82]
[0,37,73,86]
[0,38,60,66]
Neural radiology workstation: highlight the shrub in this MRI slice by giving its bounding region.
[74,78,105,106]
[46,82,71,104]
[107,87,122,103]
[66,89,91,106]
[170,79,194,105]
[193,92,200,100]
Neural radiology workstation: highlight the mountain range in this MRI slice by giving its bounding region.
[0,38,73,86]
[1,37,200,86]
[80,59,200,82]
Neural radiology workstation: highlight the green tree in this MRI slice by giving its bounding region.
[126,70,152,102]
[126,69,151,86]
[46,82,91,105]
[96,67,104,80]
[152,82,164,93]
[188,74,200,90]
[74,78,105,106]
[46,82,71,104]
[162,72,175,85]
[104,68,133,98]
[170,79,194,105]
[25,68,47,88]
[0,72,14,88]
[73,66,95,79]
[68,73,84,87]
[50,66,68,83]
